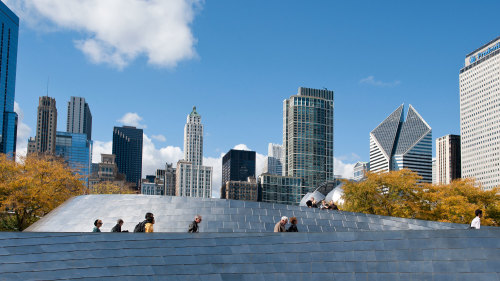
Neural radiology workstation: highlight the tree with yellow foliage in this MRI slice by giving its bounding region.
[0,154,85,231]
[341,169,500,226]
[89,181,135,195]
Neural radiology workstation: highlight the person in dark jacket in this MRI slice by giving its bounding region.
[287,217,299,232]
[93,219,102,232]
[111,219,124,232]
[188,215,202,233]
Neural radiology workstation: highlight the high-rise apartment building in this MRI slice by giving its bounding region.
[221,149,256,187]
[436,135,461,185]
[34,96,57,154]
[283,87,334,193]
[67,97,92,141]
[55,131,92,182]
[459,37,500,190]
[369,104,432,182]
[112,126,143,188]
[0,2,18,158]
[176,107,212,198]
[264,143,283,175]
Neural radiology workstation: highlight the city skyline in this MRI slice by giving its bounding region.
[3,1,500,196]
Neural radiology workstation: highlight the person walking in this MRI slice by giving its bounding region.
[274,216,288,232]
[145,216,155,233]
[93,219,102,232]
[134,212,154,232]
[470,209,482,229]
[287,217,298,232]
[111,219,126,232]
[188,215,202,233]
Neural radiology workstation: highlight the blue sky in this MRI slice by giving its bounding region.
[6,0,500,190]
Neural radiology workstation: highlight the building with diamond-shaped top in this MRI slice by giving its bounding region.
[369,104,432,182]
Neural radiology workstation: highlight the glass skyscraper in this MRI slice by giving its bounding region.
[55,132,92,183]
[112,126,143,188]
[221,149,256,186]
[0,2,18,158]
[283,87,334,194]
[369,104,432,183]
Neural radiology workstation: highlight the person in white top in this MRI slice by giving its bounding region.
[470,209,482,229]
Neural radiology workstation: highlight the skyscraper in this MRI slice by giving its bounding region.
[353,161,369,181]
[264,143,283,175]
[459,37,500,190]
[369,104,432,182]
[0,2,18,158]
[112,126,143,188]
[67,97,92,141]
[55,131,92,184]
[35,96,57,154]
[184,106,203,166]
[221,149,256,186]
[176,107,212,198]
[283,87,334,193]
[436,135,461,185]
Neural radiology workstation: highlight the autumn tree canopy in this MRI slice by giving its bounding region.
[341,169,500,226]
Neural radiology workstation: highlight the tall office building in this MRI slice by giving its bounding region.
[67,97,92,141]
[164,163,176,196]
[112,126,143,188]
[264,143,283,175]
[369,104,432,182]
[221,149,256,187]
[283,87,334,193]
[436,135,461,185]
[35,96,57,154]
[55,131,92,183]
[176,107,212,198]
[0,2,18,158]
[259,173,302,205]
[184,106,203,166]
[459,37,500,190]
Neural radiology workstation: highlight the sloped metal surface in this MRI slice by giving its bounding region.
[0,229,499,280]
[394,105,431,155]
[25,195,465,233]
[370,104,404,158]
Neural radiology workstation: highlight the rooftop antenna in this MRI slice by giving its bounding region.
[46,77,49,97]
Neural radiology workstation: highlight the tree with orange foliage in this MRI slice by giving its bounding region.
[0,154,85,231]
[341,169,499,226]
[89,181,135,195]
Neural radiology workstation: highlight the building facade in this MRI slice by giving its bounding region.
[221,177,258,201]
[432,158,437,185]
[221,149,256,187]
[34,96,57,154]
[436,135,461,185]
[67,96,92,141]
[459,37,500,190]
[55,132,92,181]
[283,87,334,193]
[259,173,302,205]
[164,163,176,196]
[0,2,18,158]
[264,143,283,175]
[369,104,432,182]
[88,154,131,191]
[353,161,370,181]
[176,107,212,198]
[112,126,143,188]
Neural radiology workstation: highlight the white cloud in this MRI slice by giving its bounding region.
[334,157,356,179]
[91,140,113,163]
[151,134,166,142]
[13,102,32,160]
[117,112,147,128]
[142,134,183,176]
[360,75,401,87]
[8,0,201,69]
